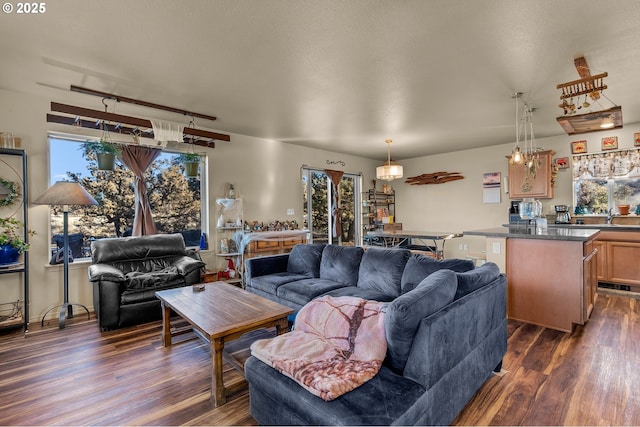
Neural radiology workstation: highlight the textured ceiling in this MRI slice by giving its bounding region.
[1,0,640,161]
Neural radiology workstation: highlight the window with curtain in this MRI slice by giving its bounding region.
[573,148,640,214]
[47,135,205,258]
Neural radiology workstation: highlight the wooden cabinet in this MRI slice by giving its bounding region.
[507,150,555,199]
[594,231,640,286]
[244,231,308,258]
[506,234,597,332]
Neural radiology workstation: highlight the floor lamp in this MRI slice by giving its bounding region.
[34,181,98,329]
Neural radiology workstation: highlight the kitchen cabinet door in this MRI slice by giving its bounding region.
[607,241,640,286]
[593,240,608,281]
[507,150,555,199]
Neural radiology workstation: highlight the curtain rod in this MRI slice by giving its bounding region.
[70,85,217,122]
[49,102,230,143]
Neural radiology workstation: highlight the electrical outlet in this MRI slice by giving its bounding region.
[287,208,295,215]
[492,242,501,254]
[458,244,464,250]
[463,244,469,251]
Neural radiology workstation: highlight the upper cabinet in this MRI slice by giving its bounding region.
[507,150,556,199]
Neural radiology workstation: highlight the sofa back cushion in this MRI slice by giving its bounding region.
[455,262,501,299]
[319,245,364,287]
[357,248,411,298]
[400,254,475,294]
[384,269,458,373]
[91,233,187,264]
[287,243,326,278]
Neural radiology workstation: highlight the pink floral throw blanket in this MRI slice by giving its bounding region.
[250,295,387,401]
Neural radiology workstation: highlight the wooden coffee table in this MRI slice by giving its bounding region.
[156,281,294,406]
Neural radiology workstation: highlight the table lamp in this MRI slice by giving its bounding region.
[34,181,98,329]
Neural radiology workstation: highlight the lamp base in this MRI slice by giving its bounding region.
[40,302,90,329]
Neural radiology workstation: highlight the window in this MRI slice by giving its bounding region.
[301,168,361,246]
[573,149,640,214]
[48,135,205,258]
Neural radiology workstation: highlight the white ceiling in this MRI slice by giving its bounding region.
[2,0,640,161]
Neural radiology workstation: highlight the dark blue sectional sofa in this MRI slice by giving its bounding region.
[243,244,508,425]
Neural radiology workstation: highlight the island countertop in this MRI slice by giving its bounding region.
[463,226,600,241]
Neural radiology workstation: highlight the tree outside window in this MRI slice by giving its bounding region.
[48,137,203,257]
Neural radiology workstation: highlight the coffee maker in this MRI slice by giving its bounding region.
[555,205,571,224]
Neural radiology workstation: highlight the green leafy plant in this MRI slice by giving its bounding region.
[81,139,119,155]
[176,152,201,163]
[0,218,35,253]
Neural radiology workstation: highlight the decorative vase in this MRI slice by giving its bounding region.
[96,153,116,171]
[0,244,19,265]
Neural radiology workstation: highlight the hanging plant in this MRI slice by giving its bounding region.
[176,153,201,178]
[0,178,19,208]
[81,139,119,171]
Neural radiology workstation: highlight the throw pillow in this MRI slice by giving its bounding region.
[385,269,458,373]
[400,253,474,294]
[455,262,501,299]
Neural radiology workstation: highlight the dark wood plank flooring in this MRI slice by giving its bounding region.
[0,291,638,426]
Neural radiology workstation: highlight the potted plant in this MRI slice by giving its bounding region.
[0,218,35,265]
[81,139,119,170]
[177,152,201,178]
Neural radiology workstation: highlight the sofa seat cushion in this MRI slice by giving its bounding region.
[245,357,425,426]
[400,254,475,294]
[322,286,396,302]
[455,262,501,299]
[124,282,185,305]
[287,243,326,277]
[319,245,364,287]
[248,273,311,296]
[358,248,411,298]
[385,269,458,373]
[276,278,349,307]
[125,267,184,290]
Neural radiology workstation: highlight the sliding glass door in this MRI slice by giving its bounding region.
[302,168,361,246]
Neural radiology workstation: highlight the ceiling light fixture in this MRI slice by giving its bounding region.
[376,139,403,181]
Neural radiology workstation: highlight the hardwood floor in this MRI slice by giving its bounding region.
[0,291,638,426]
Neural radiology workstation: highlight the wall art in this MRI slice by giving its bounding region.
[601,136,618,151]
[571,140,587,154]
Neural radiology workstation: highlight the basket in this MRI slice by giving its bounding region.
[0,300,23,327]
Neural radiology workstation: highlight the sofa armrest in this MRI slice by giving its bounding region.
[244,253,290,283]
[173,255,205,275]
[88,263,125,282]
[403,274,507,389]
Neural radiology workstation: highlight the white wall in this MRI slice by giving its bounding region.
[2,85,640,323]
[394,122,640,259]
[0,87,379,323]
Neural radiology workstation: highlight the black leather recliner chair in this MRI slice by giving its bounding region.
[88,233,205,330]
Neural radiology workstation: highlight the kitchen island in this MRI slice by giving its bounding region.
[464,225,600,332]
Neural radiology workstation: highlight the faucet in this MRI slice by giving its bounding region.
[606,208,618,224]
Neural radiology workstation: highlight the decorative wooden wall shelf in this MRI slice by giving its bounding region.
[405,172,464,185]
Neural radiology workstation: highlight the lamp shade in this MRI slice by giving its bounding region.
[33,181,98,207]
[376,163,404,181]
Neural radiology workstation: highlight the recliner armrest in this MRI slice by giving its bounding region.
[173,255,205,275]
[88,263,125,282]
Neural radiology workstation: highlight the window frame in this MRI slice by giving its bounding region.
[46,132,209,259]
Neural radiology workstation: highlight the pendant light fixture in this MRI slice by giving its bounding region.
[376,139,403,181]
